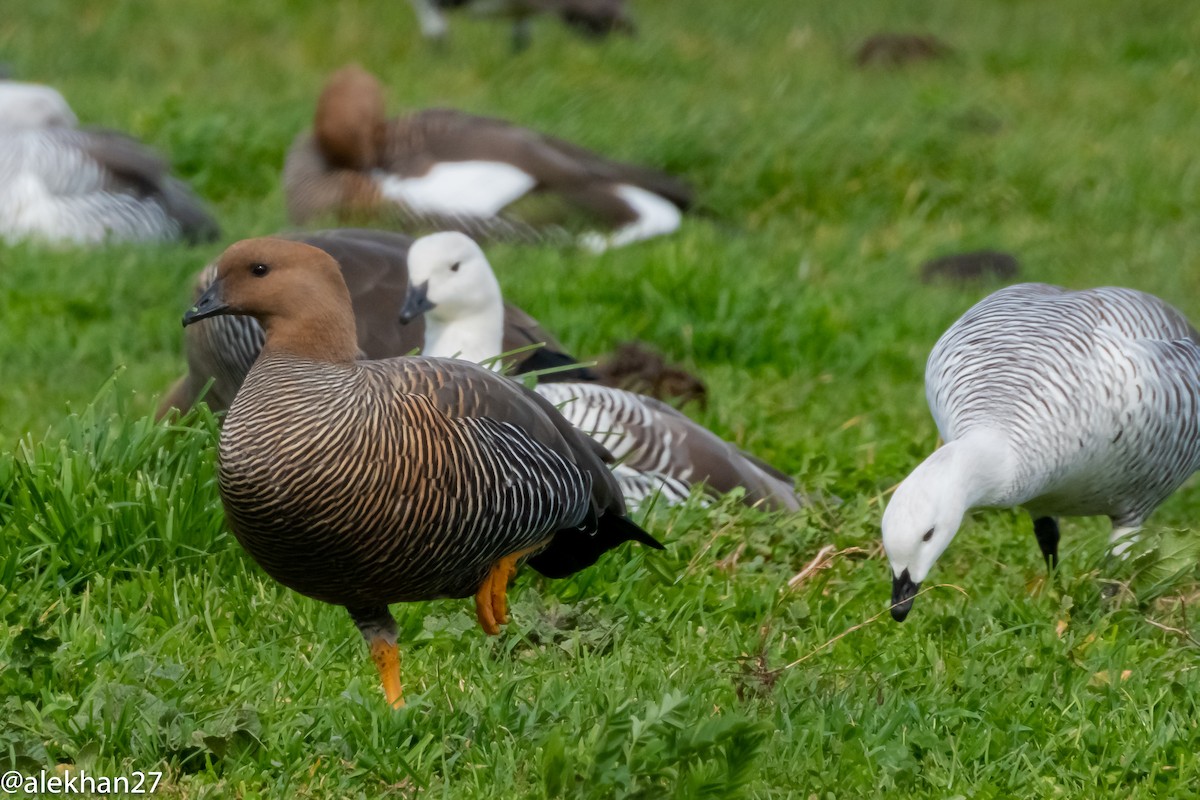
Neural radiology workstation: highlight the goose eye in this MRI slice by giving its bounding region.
[449,262,461,273]
[922,528,934,542]
[251,263,270,277]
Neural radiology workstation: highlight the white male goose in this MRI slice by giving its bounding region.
[401,231,804,511]
[0,80,218,245]
[158,228,595,418]
[408,0,634,52]
[181,237,662,707]
[883,283,1200,621]
[282,65,691,251]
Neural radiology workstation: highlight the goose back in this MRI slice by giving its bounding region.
[928,283,1200,523]
[0,126,218,244]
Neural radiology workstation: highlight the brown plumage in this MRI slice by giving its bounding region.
[854,33,954,69]
[283,66,691,248]
[181,236,661,707]
[157,228,596,418]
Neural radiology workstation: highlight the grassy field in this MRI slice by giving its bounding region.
[3,0,1200,797]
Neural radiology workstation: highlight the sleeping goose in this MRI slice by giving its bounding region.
[282,65,691,251]
[401,231,804,511]
[408,0,634,52]
[883,283,1200,621]
[0,80,218,245]
[181,236,661,707]
[157,228,594,417]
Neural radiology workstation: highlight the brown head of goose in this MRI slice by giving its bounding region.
[403,231,806,512]
[283,65,691,251]
[158,228,595,418]
[0,80,218,245]
[181,236,662,707]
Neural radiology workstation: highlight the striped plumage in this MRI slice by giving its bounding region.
[883,283,1200,620]
[534,380,803,511]
[405,231,805,512]
[0,81,217,245]
[221,354,595,606]
[158,228,594,417]
[183,237,660,707]
[282,66,690,251]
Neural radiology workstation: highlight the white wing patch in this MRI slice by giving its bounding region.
[374,160,536,217]
[579,183,683,252]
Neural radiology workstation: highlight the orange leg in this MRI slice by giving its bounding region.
[368,636,404,709]
[473,545,542,636]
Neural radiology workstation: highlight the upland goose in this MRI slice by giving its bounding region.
[158,228,593,417]
[282,65,691,251]
[0,80,218,245]
[408,0,634,51]
[402,231,804,511]
[883,283,1200,620]
[181,237,661,707]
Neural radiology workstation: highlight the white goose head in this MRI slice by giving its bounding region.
[0,81,78,131]
[402,232,505,363]
[881,429,1014,621]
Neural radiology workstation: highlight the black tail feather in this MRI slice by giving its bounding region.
[527,513,663,579]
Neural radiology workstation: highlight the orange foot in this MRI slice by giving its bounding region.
[474,544,545,636]
[368,636,404,709]
[475,552,519,636]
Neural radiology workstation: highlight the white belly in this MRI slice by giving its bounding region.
[374,160,536,217]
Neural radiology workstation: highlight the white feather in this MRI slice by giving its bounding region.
[374,161,536,217]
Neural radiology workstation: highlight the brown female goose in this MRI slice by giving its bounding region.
[282,65,691,251]
[181,237,661,707]
[158,228,594,418]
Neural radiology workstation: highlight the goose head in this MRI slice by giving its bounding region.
[401,233,505,361]
[313,65,387,170]
[0,81,78,130]
[881,430,1013,621]
[183,237,359,363]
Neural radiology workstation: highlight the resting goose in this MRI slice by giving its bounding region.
[408,0,634,51]
[181,236,661,707]
[157,228,594,418]
[402,231,804,511]
[0,80,218,245]
[883,283,1200,620]
[282,65,691,251]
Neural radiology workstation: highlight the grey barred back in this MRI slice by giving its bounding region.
[534,381,803,512]
[219,353,607,608]
[927,283,1200,525]
[0,127,217,245]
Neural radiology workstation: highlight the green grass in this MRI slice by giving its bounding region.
[3,0,1200,796]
